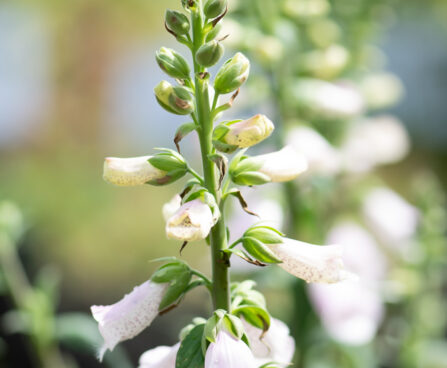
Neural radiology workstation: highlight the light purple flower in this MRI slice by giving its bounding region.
[138,343,180,368]
[266,238,354,283]
[91,280,168,360]
[205,331,257,368]
[243,317,295,367]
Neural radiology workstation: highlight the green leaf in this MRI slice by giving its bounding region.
[242,237,282,264]
[176,324,205,368]
[232,305,271,331]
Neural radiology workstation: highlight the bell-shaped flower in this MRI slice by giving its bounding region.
[166,199,216,241]
[103,156,166,186]
[162,194,182,221]
[342,116,410,173]
[91,280,168,360]
[362,187,419,256]
[222,114,274,148]
[265,238,353,283]
[138,343,180,368]
[243,318,295,367]
[250,146,308,183]
[204,331,257,368]
[286,125,340,175]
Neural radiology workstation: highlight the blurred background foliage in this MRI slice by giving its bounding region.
[0,0,446,367]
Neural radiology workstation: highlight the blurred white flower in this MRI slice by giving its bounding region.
[138,343,179,368]
[103,156,165,186]
[251,146,308,182]
[286,125,340,175]
[91,280,168,360]
[360,72,404,110]
[243,317,295,367]
[205,331,257,368]
[302,44,350,79]
[309,221,387,345]
[266,238,354,283]
[363,187,419,254]
[166,199,215,241]
[342,116,410,173]
[162,194,182,221]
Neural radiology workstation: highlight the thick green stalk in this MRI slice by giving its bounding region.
[191,6,230,311]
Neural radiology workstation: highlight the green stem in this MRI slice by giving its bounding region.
[191,5,230,311]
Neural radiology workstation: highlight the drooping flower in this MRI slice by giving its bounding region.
[309,222,387,345]
[286,125,340,175]
[162,194,182,221]
[243,318,295,367]
[265,238,353,283]
[250,146,308,182]
[204,331,257,368]
[91,280,168,360]
[222,114,274,148]
[103,156,166,186]
[165,199,216,241]
[138,343,180,368]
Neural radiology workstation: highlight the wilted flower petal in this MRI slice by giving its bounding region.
[91,280,168,360]
[103,156,165,186]
[205,331,257,368]
[138,343,180,368]
[266,238,353,283]
[286,125,340,175]
[252,146,308,182]
[166,199,215,241]
[243,318,295,367]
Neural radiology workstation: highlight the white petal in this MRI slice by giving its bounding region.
[267,238,354,283]
[224,114,274,148]
[254,146,308,182]
[243,318,295,367]
[205,331,257,368]
[103,156,165,186]
[286,126,341,175]
[166,199,214,241]
[138,343,180,368]
[309,280,384,345]
[91,280,168,360]
[162,195,182,221]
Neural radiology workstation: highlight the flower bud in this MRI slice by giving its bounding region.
[154,81,194,115]
[103,156,166,186]
[214,115,274,153]
[204,0,227,19]
[214,52,250,94]
[155,47,190,80]
[195,40,224,67]
[165,10,190,36]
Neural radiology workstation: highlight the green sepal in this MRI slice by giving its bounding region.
[205,23,222,42]
[212,140,238,153]
[176,324,205,368]
[195,40,224,67]
[223,314,244,340]
[231,171,271,186]
[241,237,282,264]
[158,271,191,310]
[230,157,263,177]
[151,262,190,283]
[204,0,227,19]
[156,46,190,79]
[148,149,187,172]
[175,122,197,151]
[244,226,284,245]
[232,305,271,332]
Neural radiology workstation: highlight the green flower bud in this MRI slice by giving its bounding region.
[195,40,224,67]
[165,10,190,35]
[214,52,250,94]
[154,81,195,115]
[156,47,190,80]
[204,0,227,19]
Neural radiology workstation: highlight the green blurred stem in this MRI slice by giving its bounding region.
[0,235,68,368]
[191,4,230,311]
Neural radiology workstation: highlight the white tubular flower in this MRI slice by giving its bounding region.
[166,199,215,241]
[360,72,404,110]
[103,156,165,186]
[223,114,274,148]
[266,238,353,283]
[91,280,168,360]
[243,318,295,367]
[363,187,419,255]
[204,331,257,368]
[309,281,384,346]
[342,116,410,173]
[162,194,182,221]
[286,126,340,175]
[138,343,180,368]
[252,146,308,182]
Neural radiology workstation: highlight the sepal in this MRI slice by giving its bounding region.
[156,47,190,80]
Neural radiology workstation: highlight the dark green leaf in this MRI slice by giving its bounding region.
[176,324,205,368]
